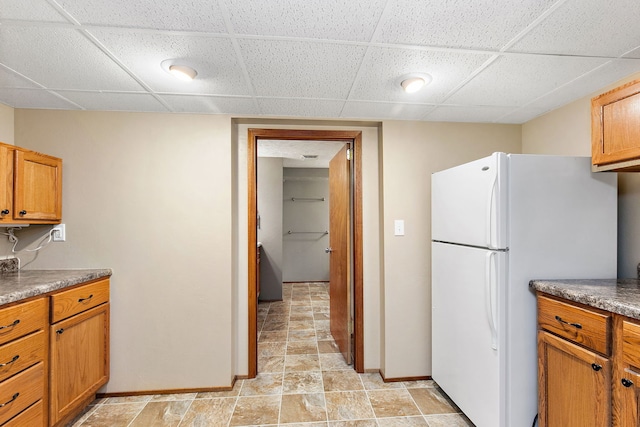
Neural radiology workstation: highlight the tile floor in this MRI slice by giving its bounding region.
[68,282,474,427]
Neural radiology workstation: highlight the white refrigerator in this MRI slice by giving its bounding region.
[431,153,617,427]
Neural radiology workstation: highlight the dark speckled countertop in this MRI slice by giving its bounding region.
[0,269,112,306]
[530,278,640,320]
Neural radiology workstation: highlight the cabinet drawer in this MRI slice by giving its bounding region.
[621,319,640,368]
[51,279,109,323]
[2,400,43,427]
[0,331,45,384]
[0,300,47,347]
[538,295,610,355]
[0,362,43,425]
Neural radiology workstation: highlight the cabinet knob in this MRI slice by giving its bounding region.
[591,363,602,371]
[18,210,26,216]
[0,210,8,215]
[56,328,64,335]
[622,378,634,388]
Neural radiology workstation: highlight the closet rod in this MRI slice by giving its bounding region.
[287,230,328,235]
[290,197,325,202]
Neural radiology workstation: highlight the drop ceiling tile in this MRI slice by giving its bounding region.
[446,54,609,107]
[56,0,227,32]
[425,105,523,123]
[0,26,144,91]
[341,101,434,120]
[0,0,68,22]
[499,107,549,124]
[509,0,640,57]
[0,88,80,109]
[374,0,557,50]
[90,30,250,95]
[160,94,259,114]
[257,98,345,118]
[0,66,41,89]
[350,47,493,103]
[222,0,387,42]
[238,40,366,98]
[54,91,169,112]
[525,59,640,111]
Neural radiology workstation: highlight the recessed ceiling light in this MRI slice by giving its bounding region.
[399,73,432,93]
[169,65,197,81]
[161,60,198,82]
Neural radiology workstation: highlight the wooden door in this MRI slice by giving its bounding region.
[329,144,351,364]
[14,149,62,222]
[538,330,611,427]
[49,304,109,425]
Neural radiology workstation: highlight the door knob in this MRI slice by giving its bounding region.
[325,247,333,253]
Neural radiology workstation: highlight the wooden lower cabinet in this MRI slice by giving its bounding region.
[537,293,640,427]
[49,283,109,427]
[538,330,611,427]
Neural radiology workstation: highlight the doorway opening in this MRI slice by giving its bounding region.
[247,129,364,378]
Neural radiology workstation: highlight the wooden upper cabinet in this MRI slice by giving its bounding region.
[0,143,62,224]
[592,79,640,172]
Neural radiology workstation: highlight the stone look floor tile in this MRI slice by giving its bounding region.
[367,389,421,418]
[322,370,365,392]
[318,340,340,353]
[129,400,191,427]
[283,371,325,394]
[240,372,283,396]
[76,284,476,427]
[325,391,375,421]
[424,413,475,426]
[407,388,459,414]
[287,340,318,355]
[376,416,429,426]
[285,353,321,372]
[320,353,350,370]
[179,397,236,427]
[229,395,281,426]
[280,393,327,423]
[80,402,147,427]
[360,373,405,390]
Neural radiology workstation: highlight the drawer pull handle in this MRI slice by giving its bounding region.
[622,378,634,388]
[78,294,94,303]
[554,315,582,329]
[0,393,19,408]
[591,363,602,371]
[0,355,19,368]
[0,319,20,330]
[56,328,64,335]
[0,210,8,215]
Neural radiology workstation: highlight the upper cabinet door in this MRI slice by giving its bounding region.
[14,149,62,222]
[592,79,640,171]
[0,145,13,223]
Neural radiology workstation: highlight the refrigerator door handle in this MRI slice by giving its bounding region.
[486,169,498,249]
[485,251,498,350]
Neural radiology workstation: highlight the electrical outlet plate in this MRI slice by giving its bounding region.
[52,224,65,242]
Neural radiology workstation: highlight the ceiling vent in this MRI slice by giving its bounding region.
[303,155,319,159]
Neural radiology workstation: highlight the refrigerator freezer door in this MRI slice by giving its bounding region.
[432,241,505,427]
[432,152,507,249]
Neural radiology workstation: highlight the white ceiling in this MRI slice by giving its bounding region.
[1,0,640,124]
[258,139,345,168]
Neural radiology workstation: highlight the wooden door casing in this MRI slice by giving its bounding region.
[246,128,364,377]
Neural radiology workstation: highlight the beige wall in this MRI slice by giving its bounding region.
[257,157,283,300]
[378,121,522,378]
[12,110,234,393]
[523,72,640,278]
[0,103,14,145]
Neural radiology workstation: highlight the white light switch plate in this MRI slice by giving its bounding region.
[394,220,405,236]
